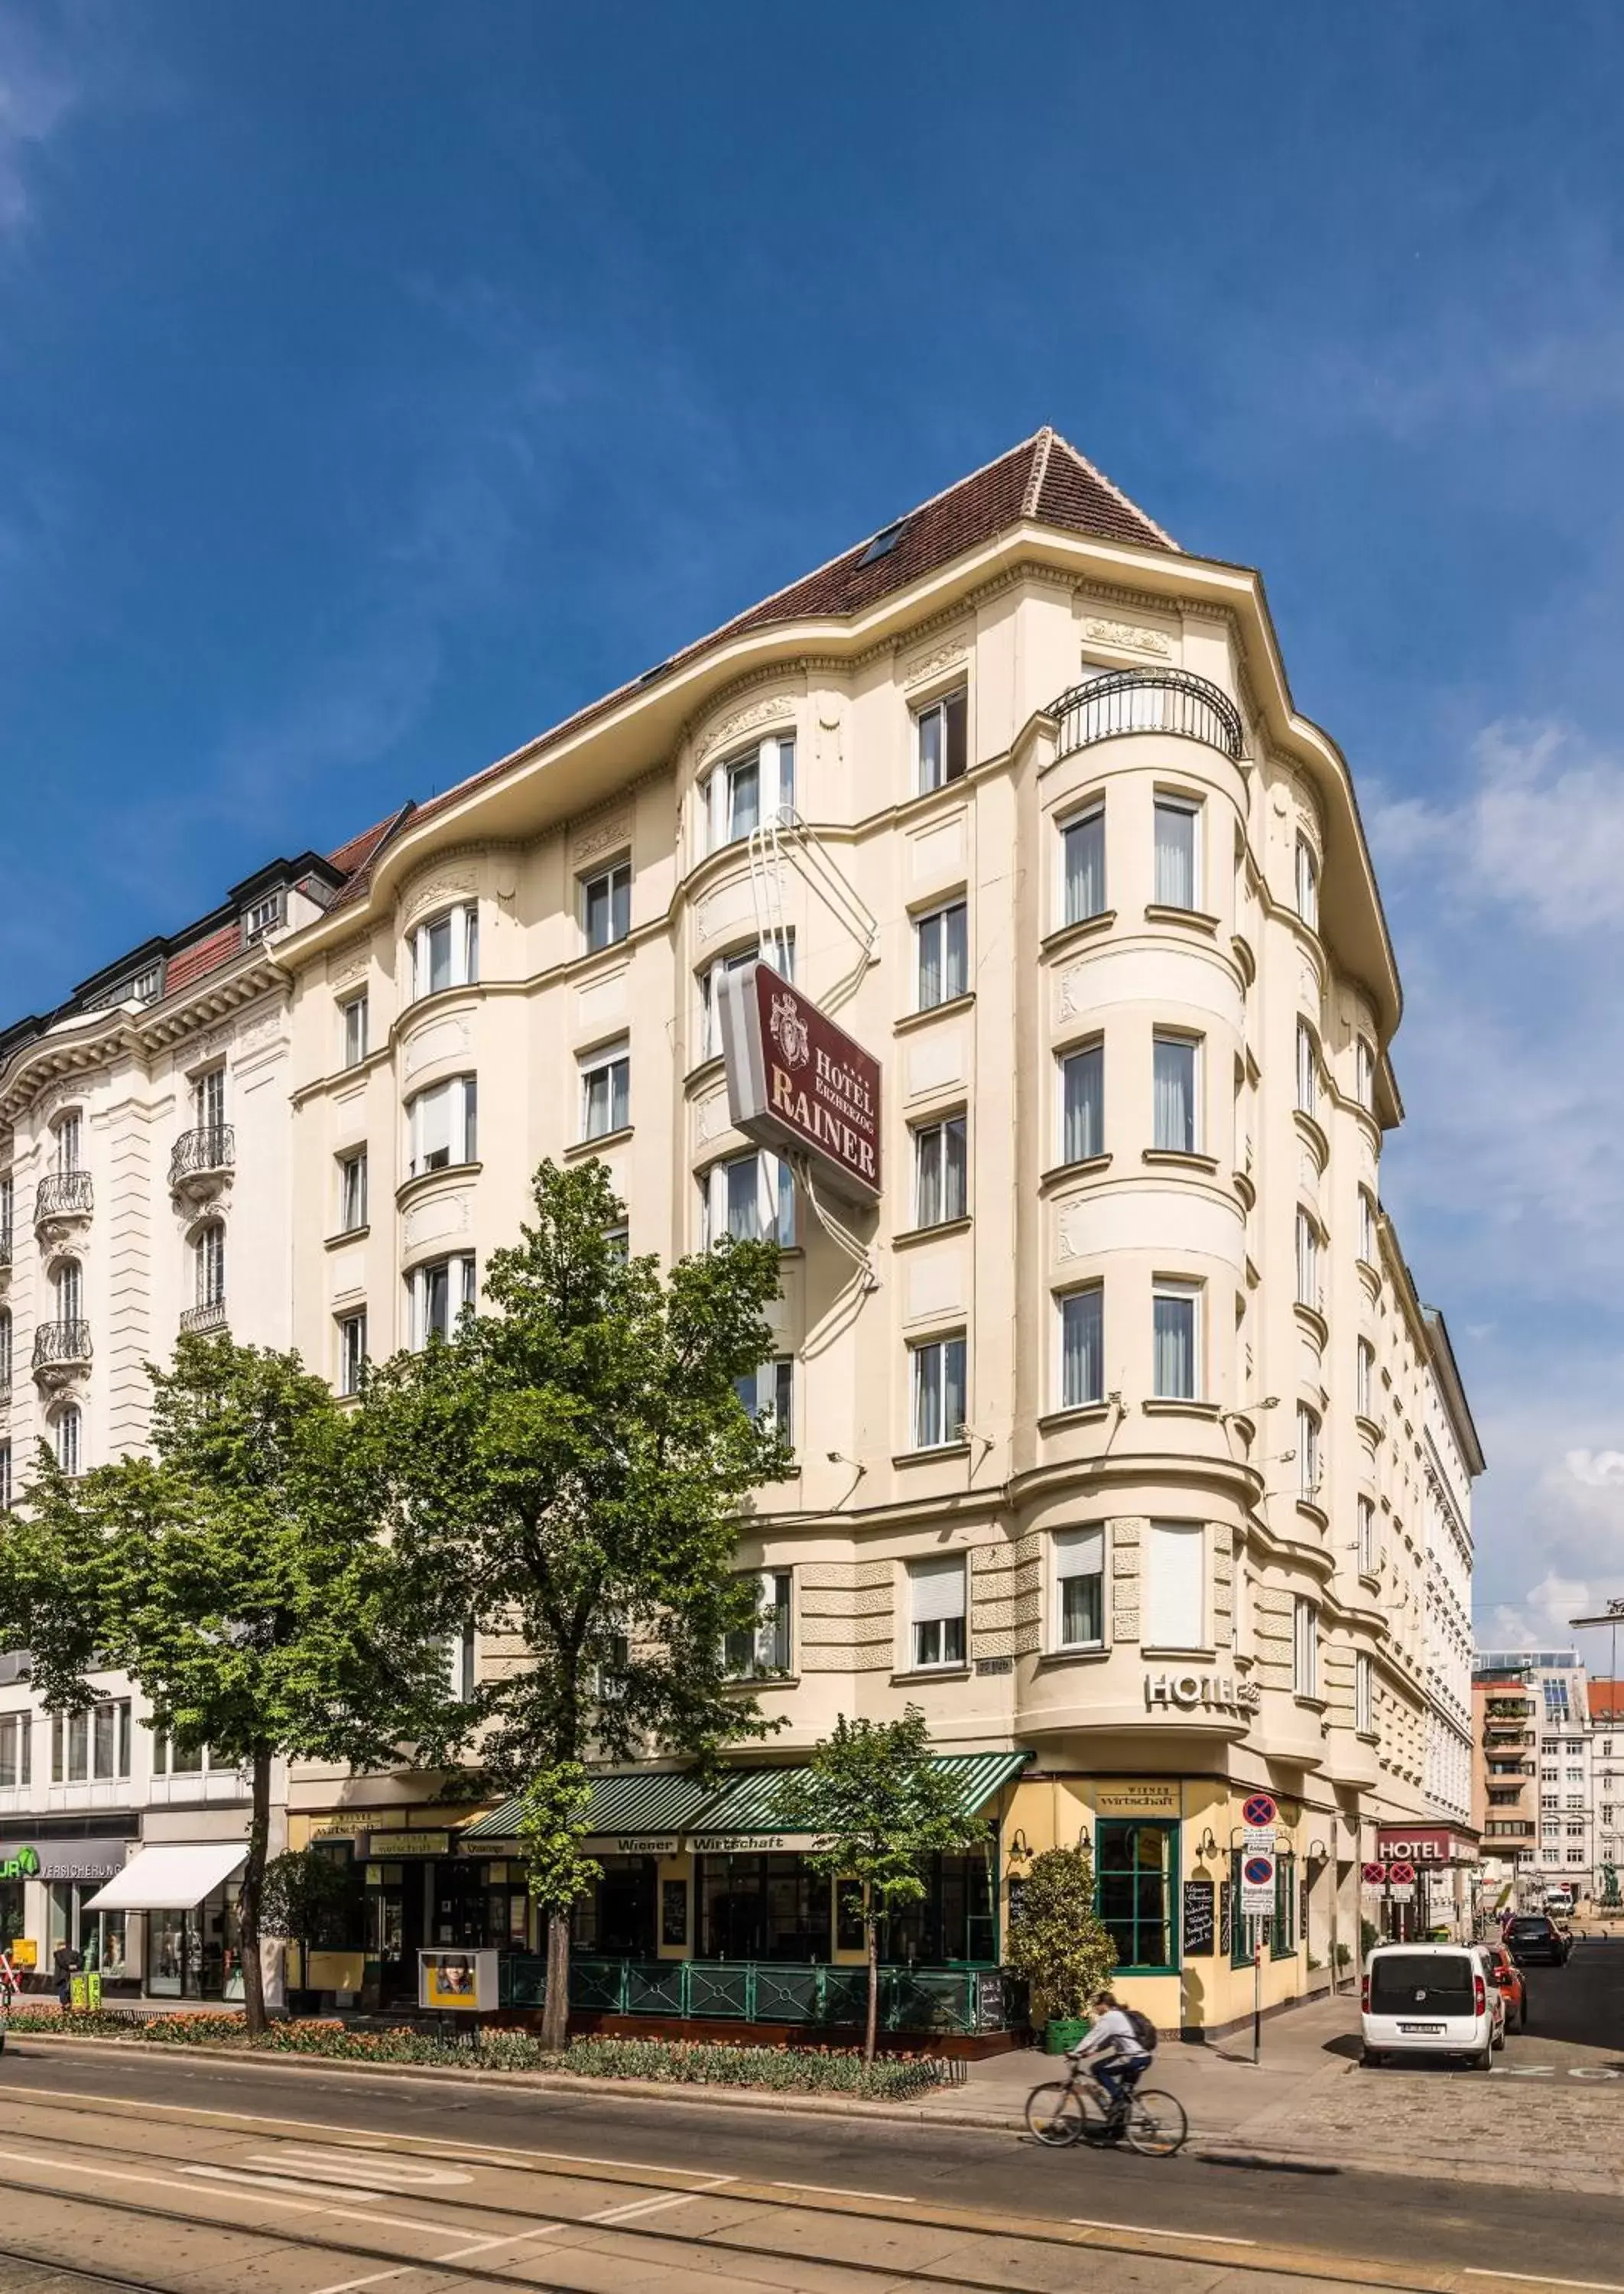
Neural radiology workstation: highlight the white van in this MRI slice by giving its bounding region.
[1361,1942,1505,2069]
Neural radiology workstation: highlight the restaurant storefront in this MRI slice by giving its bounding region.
[1367,1822,1480,1945]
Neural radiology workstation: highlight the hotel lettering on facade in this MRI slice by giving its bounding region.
[0,431,1481,2032]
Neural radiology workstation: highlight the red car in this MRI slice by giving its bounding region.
[1483,1941,1528,2030]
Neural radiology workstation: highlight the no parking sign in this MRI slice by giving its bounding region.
[1241,1850,1277,1915]
[1242,1791,1278,1855]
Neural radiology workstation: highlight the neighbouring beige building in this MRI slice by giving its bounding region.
[0,429,1481,2036]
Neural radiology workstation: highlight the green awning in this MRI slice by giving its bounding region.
[686,1750,1033,1845]
[460,1750,1031,1850]
[460,1769,717,1844]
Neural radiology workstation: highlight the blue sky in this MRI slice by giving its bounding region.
[2,2,1622,1648]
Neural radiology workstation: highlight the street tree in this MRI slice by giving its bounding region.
[774,1706,987,2061]
[0,1334,453,2035]
[1002,1844,1116,2036]
[360,1156,792,2051]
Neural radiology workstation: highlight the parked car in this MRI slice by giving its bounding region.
[1483,1941,1528,2029]
[1361,1942,1505,2069]
[1506,1914,1570,1967]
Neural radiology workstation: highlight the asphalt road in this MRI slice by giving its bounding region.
[0,1948,1614,2294]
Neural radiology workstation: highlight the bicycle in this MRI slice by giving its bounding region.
[1024,2057,1189,2157]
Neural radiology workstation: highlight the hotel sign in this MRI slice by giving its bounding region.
[721,963,881,1204]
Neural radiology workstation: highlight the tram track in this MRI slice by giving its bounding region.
[0,2091,1593,2294]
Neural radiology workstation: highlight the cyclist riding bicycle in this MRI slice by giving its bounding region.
[1070,1989,1155,2136]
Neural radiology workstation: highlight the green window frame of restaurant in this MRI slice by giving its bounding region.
[1227,1847,1297,1964]
[1095,1818,1179,1974]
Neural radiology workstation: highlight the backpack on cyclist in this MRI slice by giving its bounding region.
[1124,2006,1158,2055]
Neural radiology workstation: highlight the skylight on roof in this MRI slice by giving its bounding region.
[857,519,908,568]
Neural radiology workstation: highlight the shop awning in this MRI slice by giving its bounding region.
[84,1843,248,1912]
[460,1770,719,1845]
[687,1750,1034,1848]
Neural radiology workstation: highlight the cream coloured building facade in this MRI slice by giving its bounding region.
[255,429,1479,2030]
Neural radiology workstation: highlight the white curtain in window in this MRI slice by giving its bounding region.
[1063,808,1106,924]
[1153,1037,1195,1152]
[1062,1045,1103,1164]
[1152,1289,1195,1399]
[1060,1288,1103,1408]
[1146,1521,1203,1648]
[1153,802,1197,908]
[1055,1526,1105,1647]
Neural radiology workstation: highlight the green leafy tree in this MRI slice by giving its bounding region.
[261,1848,363,1987]
[360,1158,791,2050]
[775,1706,987,2061]
[1002,1844,1116,2027]
[0,1334,454,2036]
[516,1759,602,2032]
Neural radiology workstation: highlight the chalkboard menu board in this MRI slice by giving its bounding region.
[1184,1877,1216,1957]
[661,1878,689,1947]
[1219,1879,1232,1956]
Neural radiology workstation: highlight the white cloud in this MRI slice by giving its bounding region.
[0,29,78,239]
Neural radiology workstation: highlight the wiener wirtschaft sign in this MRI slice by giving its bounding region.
[720,962,881,1204]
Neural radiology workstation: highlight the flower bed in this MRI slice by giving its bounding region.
[5,2010,949,2100]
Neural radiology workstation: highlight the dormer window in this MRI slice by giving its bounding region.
[242,892,285,943]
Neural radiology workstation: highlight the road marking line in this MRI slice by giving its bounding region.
[307,2276,411,2294]
[253,2146,476,2186]
[437,2224,564,2263]
[184,2163,388,2202]
[0,2143,322,2212]
[1069,2217,1257,2245]
[1466,2275,1624,2292]
[590,2191,700,2224]
[774,2180,916,2202]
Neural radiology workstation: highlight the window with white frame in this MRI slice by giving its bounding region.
[1356,1650,1373,1732]
[1295,1208,1319,1309]
[580,1041,631,1140]
[1359,1188,1377,1265]
[0,1441,10,1512]
[0,1710,28,1789]
[409,1254,476,1347]
[1054,1526,1105,1650]
[702,1152,794,1248]
[1356,1338,1375,1418]
[52,1698,130,1783]
[338,1310,368,1398]
[242,890,284,942]
[1152,1032,1199,1152]
[407,1075,478,1175]
[909,1554,966,1669]
[582,859,632,954]
[1294,1596,1319,1696]
[1355,1036,1375,1110]
[194,1220,225,1308]
[0,1309,10,1392]
[916,690,967,793]
[339,1148,368,1233]
[1298,1404,1321,1500]
[0,1171,12,1247]
[341,993,369,1070]
[193,1067,226,1132]
[913,1113,966,1227]
[443,1623,476,1704]
[1357,1493,1377,1576]
[699,937,793,1063]
[910,1333,967,1451]
[54,1405,82,1477]
[735,1357,794,1446]
[1146,1519,1204,1649]
[1151,1282,1199,1400]
[55,1113,81,1174]
[1060,803,1106,925]
[55,1258,83,1324]
[1058,1286,1103,1410]
[1294,834,1319,929]
[1296,1019,1317,1116]
[408,902,479,1001]
[702,736,795,852]
[1060,1041,1103,1165]
[915,900,968,1009]
[1153,796,1200,910]
[725,1569,793,1677]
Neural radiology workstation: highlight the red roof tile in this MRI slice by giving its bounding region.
[326,804,414,882]
[164,922,242,995]
[323,427,1173,905]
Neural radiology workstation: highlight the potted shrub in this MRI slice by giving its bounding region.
[1004,1844,1117,2053]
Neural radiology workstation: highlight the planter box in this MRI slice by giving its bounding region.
[1044,2015,1090,2054]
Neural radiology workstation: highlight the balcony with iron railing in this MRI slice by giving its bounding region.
[0,1230,11,1272]
[34,1171,93,1232]
[31,1321,91,1381]
[1048,667,1245,767]
[179,1299,227,1336]
[169,1124,235,1197]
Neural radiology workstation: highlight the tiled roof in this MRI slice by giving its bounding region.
[326,807,411,881]
[321,426,1173,906]
[162,923,242,996]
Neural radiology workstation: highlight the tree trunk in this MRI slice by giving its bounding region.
[541,1909,570,2054]
[239,1747,272,2039]
[865,1915,879,2065]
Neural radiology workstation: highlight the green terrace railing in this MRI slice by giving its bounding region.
[497,1955,1013,2034]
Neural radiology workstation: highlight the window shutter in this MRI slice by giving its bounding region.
[910,1555,966,1624]
[1146,1521,1203,1647]
[417,1084,452,1165]
[1055,1526,1104,1579]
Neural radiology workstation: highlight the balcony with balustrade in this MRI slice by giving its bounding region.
[32,1319,91,1392]
[34,1171,92,1244]
[1047,667,1245,768]
[169,1124,235,1203]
